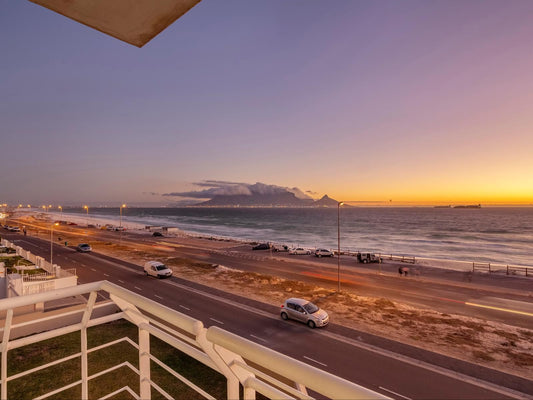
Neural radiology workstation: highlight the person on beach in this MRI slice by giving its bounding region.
[399,267,409,276]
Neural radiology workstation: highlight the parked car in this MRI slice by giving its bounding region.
[76,243,92,252]
[314,248,333,257]
[289,247,311,255]
[357,252,382,263]
[9,226,21,232]
[143,261,173,278]
[272,244,288,252]
[252,243,270,250]
[280,298,329,328]
[114,226,126,231]
[152,231,163,237]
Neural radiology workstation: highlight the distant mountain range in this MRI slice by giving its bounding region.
[196,193,341,208]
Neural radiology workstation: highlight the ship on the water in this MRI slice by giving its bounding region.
[453,204,482,209]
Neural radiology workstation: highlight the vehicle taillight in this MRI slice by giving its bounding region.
[281,304,284,308]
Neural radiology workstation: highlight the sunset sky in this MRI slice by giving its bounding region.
[1,1,532,206]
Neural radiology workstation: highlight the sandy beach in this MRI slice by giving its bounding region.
[7,212,533,381]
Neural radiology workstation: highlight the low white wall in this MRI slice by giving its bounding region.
[2,240,78,299]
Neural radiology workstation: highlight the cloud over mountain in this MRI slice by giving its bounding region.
[163,181,314,201]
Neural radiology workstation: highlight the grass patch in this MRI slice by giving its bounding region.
[1,256,34,269]
[4,320,226,400]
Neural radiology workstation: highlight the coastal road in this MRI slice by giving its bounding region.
[12,219,533,330]
[4,232,530,399]
[144,239,533,330]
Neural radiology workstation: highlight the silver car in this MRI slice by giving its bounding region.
[289,247,311,255]
[76,243,92,252]
[314,248,333,257]
[280,298,329,328]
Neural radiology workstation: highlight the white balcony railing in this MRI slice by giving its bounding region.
[0,281,389,400]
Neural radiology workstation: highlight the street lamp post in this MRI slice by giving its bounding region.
[119,204,126,245]
[337,201,344,292]
[58,205,63,219]
[50,222,59,265]
[119,204,126,228]
[83,205,89,226]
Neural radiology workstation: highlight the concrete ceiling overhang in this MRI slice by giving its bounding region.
[29,0,202,47]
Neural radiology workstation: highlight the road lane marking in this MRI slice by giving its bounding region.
[91,268,96,272]
[379,386,412,400]
[179,305,190,311]
[103,273,110,277]
[465,302,533,317]
[209,318,224,325]
[250,334,268,344]
[134,286,142,291]
[154,295,163,300]
[303,356,327,367]
[118,280,125,284]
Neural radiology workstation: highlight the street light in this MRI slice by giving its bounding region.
[58,206,63,221]
[337,201,344,292]
[50,222,59,266]
[119,204,126,228]
[83,205,89,226]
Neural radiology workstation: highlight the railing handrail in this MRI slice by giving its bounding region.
[0,281,389,400]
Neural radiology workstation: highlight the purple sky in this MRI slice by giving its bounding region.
[1,1,532,206]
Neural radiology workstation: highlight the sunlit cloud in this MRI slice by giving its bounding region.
[163,181,315,200]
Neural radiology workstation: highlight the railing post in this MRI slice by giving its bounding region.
[1,309,14,400]
[110,294,152,400]
[139,326,151,399]
[196,328,242,400]
[81,291,97,399]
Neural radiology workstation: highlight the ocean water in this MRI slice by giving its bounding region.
[59,207,533,268]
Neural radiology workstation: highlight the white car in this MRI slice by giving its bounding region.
[143,261,173,279]
[314,248,334,257]
[289,247,311,255]
[272,244,288,252]
[280,298,329,328]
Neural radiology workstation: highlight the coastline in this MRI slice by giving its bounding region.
[6,211,533,384]
[21,209,533,272]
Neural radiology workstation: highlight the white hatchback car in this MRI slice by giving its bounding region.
[289,247,311,255]
[280,298,329,328]
[143,261,173,278]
